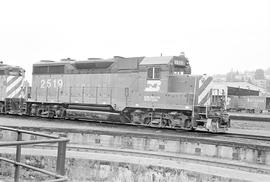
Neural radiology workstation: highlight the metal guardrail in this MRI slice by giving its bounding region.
[0,126,69,182]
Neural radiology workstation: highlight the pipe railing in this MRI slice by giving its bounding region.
[0,126,69,182]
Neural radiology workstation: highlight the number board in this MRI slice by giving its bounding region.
[40,79,63,88]
[174,60,185,66]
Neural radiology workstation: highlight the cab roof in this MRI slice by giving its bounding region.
[139,56,173,65]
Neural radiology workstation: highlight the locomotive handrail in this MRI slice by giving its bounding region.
[0,157,67,181]
[0,126,69,182]
[0,126,61,139]
[192,76,197,121]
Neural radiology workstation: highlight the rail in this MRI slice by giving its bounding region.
[0,126,69,182]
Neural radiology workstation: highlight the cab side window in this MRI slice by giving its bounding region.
[147,67,161,80]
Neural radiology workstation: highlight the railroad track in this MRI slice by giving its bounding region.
[16,144,270,175]
[1,113,270,143]
[219,133,270,141]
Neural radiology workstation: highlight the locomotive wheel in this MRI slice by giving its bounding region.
[1,106,5,113]
[163,119,172,128]
[144,117,152,125]
[184,119,192,129]
[211,120,218,133]
[160,119,167,128]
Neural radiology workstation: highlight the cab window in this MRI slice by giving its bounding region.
[8,70,21,76]
[147,67,161,80]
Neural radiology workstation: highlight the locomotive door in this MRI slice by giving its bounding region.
[125,87,129,107]
[266,97,270,110]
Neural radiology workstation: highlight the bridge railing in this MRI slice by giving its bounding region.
[0,126,69,182]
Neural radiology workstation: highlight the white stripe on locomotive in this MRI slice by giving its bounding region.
[7,85,23,98]
[6,76,24,98]
[7,75,15,83]
[197,76,213,105]
[6,76,23,93]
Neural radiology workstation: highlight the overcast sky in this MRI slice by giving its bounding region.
[0,0,269,81]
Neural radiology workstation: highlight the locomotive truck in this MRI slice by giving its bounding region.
[0,54,230,132]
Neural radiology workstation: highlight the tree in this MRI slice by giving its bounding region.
[254,69,265,80]
[265,67,270,75]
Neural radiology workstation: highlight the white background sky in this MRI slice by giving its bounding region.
[0,0,269,81]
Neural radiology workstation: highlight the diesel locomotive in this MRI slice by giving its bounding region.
[0,54,230,132]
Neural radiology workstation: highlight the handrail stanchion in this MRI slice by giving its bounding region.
[0,126,69,182]
[14,131,22,182]
[56,141,67,176]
